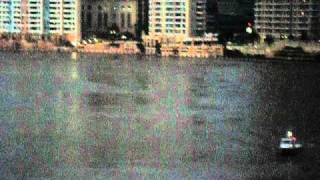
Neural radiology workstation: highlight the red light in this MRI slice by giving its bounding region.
[248,22,252,27]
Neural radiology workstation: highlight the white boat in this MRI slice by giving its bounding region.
[279,131,303,155]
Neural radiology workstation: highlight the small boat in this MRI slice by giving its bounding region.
[279,131,303,155]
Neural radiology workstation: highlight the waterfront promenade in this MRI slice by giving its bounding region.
[0,38,140,54]
[226,40,320,58]
[2,38,320,60]
[0,38,224,58]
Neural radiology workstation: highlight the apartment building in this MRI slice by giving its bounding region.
[216,0,254,34]
[255,0,320,39]
[144,0,207,46]
[148,0,191,37]
[206,0,218,33]
[192,0,207,35]
[0,0,81,44]
[217,0,239,15]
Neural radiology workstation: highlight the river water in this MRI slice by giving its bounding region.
[0,51,320,179]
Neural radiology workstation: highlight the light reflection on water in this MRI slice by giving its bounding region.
[0,52,320,179]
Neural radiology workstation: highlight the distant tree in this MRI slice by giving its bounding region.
[173,48,179,56]
[300,31,309,41]
[0,32,9,39]
[134,23,140,40]
[110,23,119,33]
[288,34,295,40]
[265,35,274,45]
[120,31,134,40]
[108,23,120,40]
[218,32,233,44]
[244,29,260,44]
[137,43,145,54]
[155,40,161,55]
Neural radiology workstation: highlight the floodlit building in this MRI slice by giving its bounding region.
[148,0,191,38]
[81,0,137,38]
[115,0,137,35]
[254,0,320,39]
[143,0,224,57]
[144,0,207,46]
[0,0,81,44]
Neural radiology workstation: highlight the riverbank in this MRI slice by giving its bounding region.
[1,38,320,61]
[0,39,140,54]
[226,41,320,61]
[1,52,320,179]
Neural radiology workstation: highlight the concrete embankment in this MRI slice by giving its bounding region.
[77,41,140,54]
[0,39,140,55]
[226,41,320,60]
[0,39,62,52]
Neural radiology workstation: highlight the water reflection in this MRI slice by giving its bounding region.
[1,52,320,179]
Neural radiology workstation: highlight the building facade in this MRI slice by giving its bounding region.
[148,0,191,38]
[81,0,137,38]
[217,0,239,16]
[192,0,207,36]
[0,0,81,44]
[216,0,254,35]
[145,0,207,46]
[206,0,218,33]
[255,0,320,39]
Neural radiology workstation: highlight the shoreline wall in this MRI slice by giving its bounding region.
[226,41,320,58]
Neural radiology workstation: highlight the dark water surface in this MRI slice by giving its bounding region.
[0,51,320,179]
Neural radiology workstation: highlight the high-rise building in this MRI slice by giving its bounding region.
[192,0,207,36]
[145,0,207,43]
[217,0,239,16]
[254,0,320,39]
[143,0,224,56]
[216,0,254,34]
[0,0,81,44]
[148,0,191,38]
[81,0,137,38]
[206,0,218,33]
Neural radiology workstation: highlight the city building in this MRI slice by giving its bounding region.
[206,0,218,33]
[217,0,239,16]
[148,0,191,38]
[81,0,137,38]
[192,0,207,36]
[216,0,254,35]
[216,0,254,17]
[144,0,208,46]
[143,0,223,57]
[254,0,320,39]
[0,0,81,44]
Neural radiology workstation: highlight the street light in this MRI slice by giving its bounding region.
[121,35,127,40]
[110,30,116,35]
[246,21,253,34]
